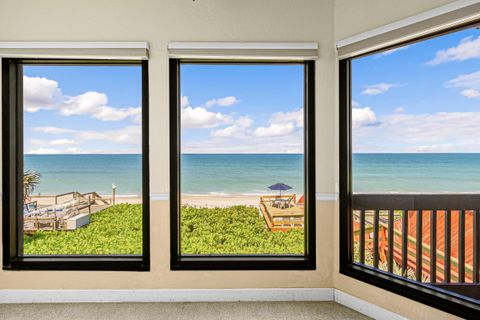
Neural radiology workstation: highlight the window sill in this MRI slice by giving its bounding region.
[340,264,480,319]
[171,255,315,270]
[4,256,149,271]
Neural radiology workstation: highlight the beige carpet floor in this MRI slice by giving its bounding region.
[0,301,371,320]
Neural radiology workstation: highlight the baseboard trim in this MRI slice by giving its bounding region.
[0,288,333,304]
[0,288,406,319]
[335,290,408,320]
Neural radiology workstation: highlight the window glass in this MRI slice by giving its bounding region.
[351,25,480,286]
[22,65,143,255]
[179,64,306,255]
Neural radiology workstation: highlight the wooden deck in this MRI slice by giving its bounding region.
[24,191,111,233]
[260,195,304,231]
[354,210,476,282]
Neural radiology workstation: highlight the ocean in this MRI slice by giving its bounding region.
[353,153,480,193]
[24,154,143,196]
[24,153,480,196]
[181,154,304,195]
[24,154,305,196]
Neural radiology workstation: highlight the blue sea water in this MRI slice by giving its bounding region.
[181,154,304,195]
[353,153,480,193]
[25,153,480,196]
[24,154,305,196]
[24,154,142,195]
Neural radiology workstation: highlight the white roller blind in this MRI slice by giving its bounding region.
[168,42,318,60]
[0,42,149,60]
[337,0,480,59]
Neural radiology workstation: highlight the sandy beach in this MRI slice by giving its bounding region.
[181,194,260,207]
[30,194,300,208]
[30,194,142,206]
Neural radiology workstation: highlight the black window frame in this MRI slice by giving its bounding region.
[339,21,480,319]
[169,59,316,270]
[2,58,150,271]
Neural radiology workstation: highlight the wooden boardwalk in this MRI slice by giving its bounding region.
[259,195,304,231]
[354,210,476,282]
[24,191,111,232]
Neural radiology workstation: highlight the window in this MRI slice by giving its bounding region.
[340,22,480,318]
[170,60,315,270]
[2,59,149,270]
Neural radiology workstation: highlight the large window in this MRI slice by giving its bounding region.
[340,23,480,317]
[2,59,149,270]
[170,60,315,270]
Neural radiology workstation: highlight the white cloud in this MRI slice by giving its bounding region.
[461,88,480,99]
[59,91,140,121]
[26,146,140,155]
[210,116,253,138]
[353,111,480,153]
[30,138,78,147]
[211,125,246,138]
[269,109,303,127]
[394,107,405,113]
[28,148,63,155]
[31,125,141,145]
[75,125,141,145]
[50,138,77,146]
[352,107,379,128]
[181,106,230,129]
[24,75,140,122]
[447,70,480,99]
[23,76,61,112]
[361,83,395,95]
[183,107,303,153]
[60,91,107,116]
[181,96,190,108]
[378,45,410,56]
[32,126,75,134]
[204,96,240,108]
[427,35,480,66]
[254,122,295,137]
[236,116,253,128]
[93,106,141,121]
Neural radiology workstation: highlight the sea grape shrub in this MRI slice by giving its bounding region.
[180,205,304,255]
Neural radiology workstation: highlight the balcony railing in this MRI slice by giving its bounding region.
[352,193,480,300]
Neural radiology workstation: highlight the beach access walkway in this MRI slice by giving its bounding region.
[260,195,304,231]
[353,210,476,283]
[23,191,111,232]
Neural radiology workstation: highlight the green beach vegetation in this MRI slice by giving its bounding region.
[181,205,303,254]
[24,204,303,255]
[24,204,143,255]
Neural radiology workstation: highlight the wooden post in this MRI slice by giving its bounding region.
[88,195,92,214]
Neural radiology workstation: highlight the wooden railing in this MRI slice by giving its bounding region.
[24,191,111,232]
[352,194,480,294]
[259,194,303,230]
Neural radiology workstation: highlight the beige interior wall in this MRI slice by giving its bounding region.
[0,0,336,289]
[334,1,463,319]
[0,0,467,318]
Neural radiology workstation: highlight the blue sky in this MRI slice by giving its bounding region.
[352,25,480,153]
[24,63,305,154]
[24,66,142,154]
[180,64,304,153]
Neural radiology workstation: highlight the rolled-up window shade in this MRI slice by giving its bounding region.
[168,42,318,60]
[337,1,480,59]
[0,42,149,60]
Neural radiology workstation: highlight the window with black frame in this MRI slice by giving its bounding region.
[340,23,480,318]
[2,59,149,270]
[170,60,315,270]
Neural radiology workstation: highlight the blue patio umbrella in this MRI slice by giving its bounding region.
[268,182,292,197]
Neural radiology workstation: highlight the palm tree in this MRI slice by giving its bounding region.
[23,170,41,203]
